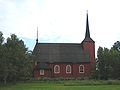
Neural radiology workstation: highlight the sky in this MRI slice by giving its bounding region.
[0,0,120,56]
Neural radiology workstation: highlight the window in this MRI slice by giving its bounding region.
[79,65,84,73]
[40,70,44,75]
[54,65,60,74]
[66,65,71,74]
[35,61,37,66]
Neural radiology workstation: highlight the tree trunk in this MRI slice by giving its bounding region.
[3,76,7,85]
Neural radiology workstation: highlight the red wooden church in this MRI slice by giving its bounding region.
[33,13,95,79]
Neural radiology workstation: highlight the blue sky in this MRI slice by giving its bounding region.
[0,0,120,55]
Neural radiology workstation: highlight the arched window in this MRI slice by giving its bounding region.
[54,65,60,74]
[66,65,71,74]
[79,65,84,73]
[35,61,37,66]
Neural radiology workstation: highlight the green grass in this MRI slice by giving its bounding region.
[1,80,120,90]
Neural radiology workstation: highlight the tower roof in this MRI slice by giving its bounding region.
[83,11,94,42]
[85,12,90,38]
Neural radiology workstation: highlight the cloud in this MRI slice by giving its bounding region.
[0,0,120,52]
[0,0,87,40]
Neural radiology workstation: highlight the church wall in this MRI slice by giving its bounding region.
[72,63,91,77]
[34,63,92,79]
[33,70,40,79]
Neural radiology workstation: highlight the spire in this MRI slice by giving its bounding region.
[36,27,38,44]
[85,10,90,38]
[83,11,94,42]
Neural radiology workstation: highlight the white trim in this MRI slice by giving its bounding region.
[54,65,60,74]
[66,65,71,74]
[40,70,44,75]
[79,65,85,73]
[35,61,37,66]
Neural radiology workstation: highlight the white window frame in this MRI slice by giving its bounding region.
[54,65,60,74]
[35,61,37,66]
[40,70,44,75]
[66,65,71,74]
[79,65,85,73]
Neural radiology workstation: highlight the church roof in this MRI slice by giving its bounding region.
[33,43,90,63]
[33,12,94,64]
[35,62,48,69]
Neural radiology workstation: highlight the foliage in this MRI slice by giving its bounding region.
[0,32,33,84]
[112,41,120,52]
[96,42,120,80]
[0,31,4,45]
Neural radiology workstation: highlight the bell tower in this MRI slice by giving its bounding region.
[82,11,95,63]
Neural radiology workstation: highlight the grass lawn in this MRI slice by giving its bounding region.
[1,80,120,90]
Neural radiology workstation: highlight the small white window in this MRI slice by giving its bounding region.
[35,61,37,66]
[79,65,85,73]
[66,65,71,74]
[54,65,60,74]
[40,70,44,75]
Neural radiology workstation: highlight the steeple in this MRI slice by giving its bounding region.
[83,11,94,42]
[36,27,38,44]
[85,11,90,38]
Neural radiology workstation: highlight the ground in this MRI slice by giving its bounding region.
[1,80,120,90]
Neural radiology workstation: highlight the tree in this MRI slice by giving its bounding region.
[0,33,33,84]
[97,42,120,80]
[109,48,120,79]
[0,31,4,45]
[0,31,6,84]
[112,41,120,52]
[97,47,111,79]
[97,47,104,79]
[5,34,32,82]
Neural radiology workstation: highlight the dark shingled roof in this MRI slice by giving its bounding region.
[33,43,90,63]
[35,63,48,69]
